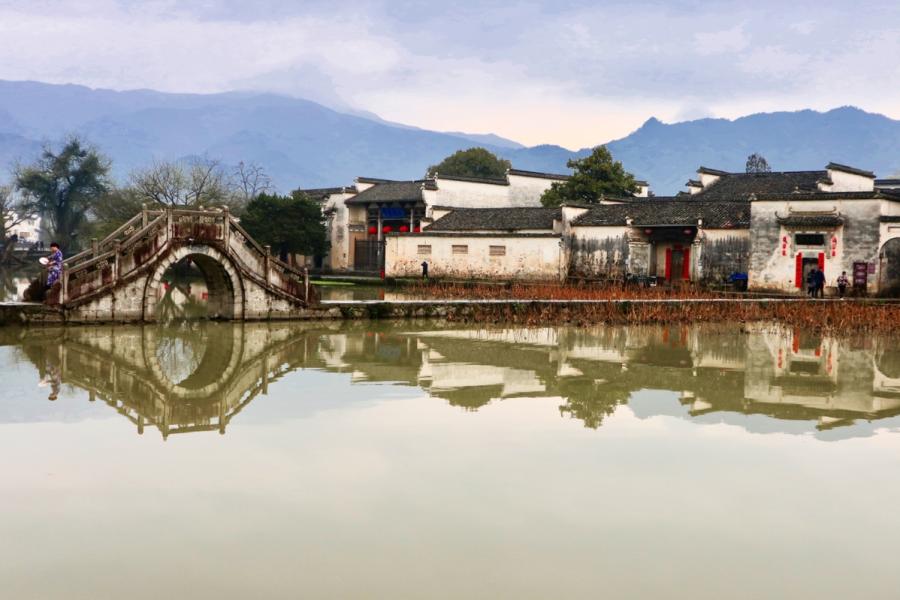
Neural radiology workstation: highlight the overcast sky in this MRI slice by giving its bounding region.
[0,0,897,148]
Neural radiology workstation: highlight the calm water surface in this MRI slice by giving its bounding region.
[2,321,900,599]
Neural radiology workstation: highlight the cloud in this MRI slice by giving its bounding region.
[0,0,897,148]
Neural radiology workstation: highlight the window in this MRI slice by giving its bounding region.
[452,245,468,254]
[417,245,431,255]
[489,245,506,256]
[795,233,825,246]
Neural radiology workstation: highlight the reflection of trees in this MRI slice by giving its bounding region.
[154,322,208,385]
[557,379,630,429]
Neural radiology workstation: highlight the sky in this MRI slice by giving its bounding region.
[0,0,898,148]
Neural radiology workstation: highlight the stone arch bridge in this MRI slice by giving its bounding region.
[58,207,315,323]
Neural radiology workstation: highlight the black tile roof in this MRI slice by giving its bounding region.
[572,201,750,229]
[876,179,900,186]
[345,181,428,205]
[777,214,844,227]
[695,171,827,200]
[425,207,561,232]
[753,190,900,201]
[297,186,356,200]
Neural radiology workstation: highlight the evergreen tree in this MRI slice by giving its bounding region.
[240,192,327,262]
[541,146,636,206]
[428,148,511,180]
[15,138,110,251]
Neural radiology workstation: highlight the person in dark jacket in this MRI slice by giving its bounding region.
[815,268,826,298]
[421,260,429,279]
[806,268,817,297]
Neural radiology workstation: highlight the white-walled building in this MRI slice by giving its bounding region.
[375,161,900,295]
[303,168,569,272]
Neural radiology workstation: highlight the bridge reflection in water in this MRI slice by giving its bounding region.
[9,322,900,439]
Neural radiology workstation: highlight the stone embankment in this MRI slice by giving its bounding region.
[4,297,900,334]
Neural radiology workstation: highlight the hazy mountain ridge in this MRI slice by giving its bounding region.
[0,80,898,194]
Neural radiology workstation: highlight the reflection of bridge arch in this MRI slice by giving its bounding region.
[142,323,244,399]
[34,323,316,438]
[143,245,245,322]
[879,238,900,296]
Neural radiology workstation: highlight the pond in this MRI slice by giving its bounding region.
[2,321,900,599]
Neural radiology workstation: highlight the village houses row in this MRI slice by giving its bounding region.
[303,163,900,295]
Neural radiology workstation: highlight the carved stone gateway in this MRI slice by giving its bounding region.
[59,208,314,323]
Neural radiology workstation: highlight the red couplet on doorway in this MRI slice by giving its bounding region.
[682,247,691,280]
[795,253,803,288]
[818,252,825,271]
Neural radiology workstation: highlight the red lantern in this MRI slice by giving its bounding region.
[368,226,377,235]
[644,229,652,235]
[399,225,409,233]
[382,225,392,234]
[414,226,421,233]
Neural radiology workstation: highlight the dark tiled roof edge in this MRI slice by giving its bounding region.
[752,191,894,201]
[876,179,900,185]
[826,162,876,178]
[777,215,844,227]
[507,168,571,180]
[436,173,509,186]
[697,166,730,176]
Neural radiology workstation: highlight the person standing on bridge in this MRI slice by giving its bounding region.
[45,242,63,290]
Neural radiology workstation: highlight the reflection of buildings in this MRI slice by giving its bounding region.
[10,322,900,439]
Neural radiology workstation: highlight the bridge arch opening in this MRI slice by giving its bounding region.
[144,246,244,322]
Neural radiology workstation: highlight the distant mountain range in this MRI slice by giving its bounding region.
[0,80,898,195]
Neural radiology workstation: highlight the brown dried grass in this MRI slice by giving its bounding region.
[438,297,900,334]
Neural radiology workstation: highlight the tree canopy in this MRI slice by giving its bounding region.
[540,146,636,206]
[745,153,772,174]
[239,192,327,262]
[428,147,511,180]
[15,138,110,251]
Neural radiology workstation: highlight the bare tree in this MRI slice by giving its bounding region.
[1,183,38,263]
[746,153,772,174]
[2,184,37,241]
[130,158,234,208]
[231,161,273,204]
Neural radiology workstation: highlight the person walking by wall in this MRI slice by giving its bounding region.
[837,271,849,298]
[806,267,817,297]
[815,267,826,298]
[421,260,429,279]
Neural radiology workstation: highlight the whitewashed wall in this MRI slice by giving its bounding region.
[385,234,563,280]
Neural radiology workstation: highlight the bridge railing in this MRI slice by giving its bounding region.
[62,211,169,304]
[60,206,312,307]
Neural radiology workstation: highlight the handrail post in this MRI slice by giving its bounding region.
[264,245,271,285]
[222,206,230,250]
[141,204,148,228]
[166,208,173,243]
[91,238,98,257]
[61,267,68,305]
[113,241,121,284]
[303,267,309,305]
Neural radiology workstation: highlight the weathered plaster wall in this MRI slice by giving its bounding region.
[427,178,511,209]
[827,169,874,192]
[507,174,559,206]
[749,199,881,293]
[566,226,630,279]
[385,234,563,281]
[323,191,358,271]
[698,231,751,283]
